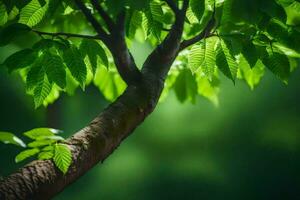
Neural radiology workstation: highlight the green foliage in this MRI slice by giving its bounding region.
[0,0,299,107]
[94,67,126,102]
[0,128,72,174]
[215,38,238,83]
[19,0,48,27]
[79,39,108,74]
[15,148,40,163]
[54,144,72,174]
[0,132,26,147]
[63,45,87,89]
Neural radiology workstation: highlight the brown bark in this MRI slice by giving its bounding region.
[0,76,163,200]
[0,0,215,198]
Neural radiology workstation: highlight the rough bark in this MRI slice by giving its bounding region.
[0,0,215,198]
[0,76,163,200]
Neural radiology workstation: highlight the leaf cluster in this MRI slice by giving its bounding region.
[0,0,299,106]
[0,128,72,174]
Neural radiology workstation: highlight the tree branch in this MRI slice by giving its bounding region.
[142,0,190,79]
[107,10,142,85]
[179,5,216,51]
[90,0,115,31]
[32,30,100,40]
[75,1,141,85]
[163,0,180,15]
[74,0,109,42]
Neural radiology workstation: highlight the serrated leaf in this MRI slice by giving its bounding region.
[174,68,198,103]
[186,8,199,24]
[32,70,52,108]
[26,60,45,91]
[189,44,205,73]
[262,50,291,84]
[42,51,66,89]
[149,1,164,22]
[8,6,19,20]
[128,11,143,39]
[0,23,31,46]
[54,144,72,174]
[33,39,68,52]
[79,39,108,74]
[144,10,162,40]
[23,128,61,139]
[93,67,126,102]
[0,2,8,26]
[63,45,87,88]
[15,148,40,163]
[190,0,205,20]
[3,49,37,73]
[19,0,48,27]
[189,37,217,79]
[0,132,26,147]
[242,41,258,68]
[216,38,238,83]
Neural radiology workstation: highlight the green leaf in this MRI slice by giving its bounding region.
[262,50,291,84]
[23,128,60,139]
[186,8,199,24]
[3,49,37,73]
[38,151,54,160]
[242,41,258,68]
[216,38,238,83]
[0,23,31,46]
[93,67,126,102]
[189,44,205,73]
[36,135,65,141]
[8,6,19,20]
[42,51,66,89]
[190,0,205,20]
[79,39,108,74]
[128,11,143,39]
[19,0,48,27]
[28,139,55,147]
[54,144,72,174]
[196,74,220,106]
[188,37,217,79]
[26,60,46,91]
[149,1,164,22]
[0,132,26,147]
[63,45,87,88]
[174,68,198,103]
[238,56,265,90]
[33,70,52,108]
[0,2,8,26]
[144,10,162,40]
[33,39,69,52]
[15,148,40,163]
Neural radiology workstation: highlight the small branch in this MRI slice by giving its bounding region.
[142,0,189,79]
[74,0,109,42]
[105,9,142,85]
[32,30,100,40]
[90,0,115,31]
[179,10,216,51]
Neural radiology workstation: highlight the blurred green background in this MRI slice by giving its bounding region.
[1,41,300,200]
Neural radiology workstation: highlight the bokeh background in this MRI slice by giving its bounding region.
[1,41,300,200]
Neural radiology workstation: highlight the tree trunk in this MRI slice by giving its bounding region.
[0,1,197,197]
[0,74,164,200]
